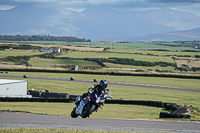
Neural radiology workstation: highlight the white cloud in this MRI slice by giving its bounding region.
[12,0,57,2]
[66,7,86,12]
[9,0,143,6]
[0,5,16,10]
[169,3,200,17]
[3,0,200,16]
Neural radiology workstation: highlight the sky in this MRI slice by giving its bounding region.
[0,0,200,17]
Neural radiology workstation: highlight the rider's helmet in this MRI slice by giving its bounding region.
[100,80,108,90]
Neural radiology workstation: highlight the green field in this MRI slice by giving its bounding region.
[57,52,174,63]
[0,50,44,58]
[109,49,200,57]
[0,72,199,121]
[6,41,200,51]
[29,58,101,67]
[1,42,200,74]
[9,41,197,51]
[2,72,200,90]
[104,62,176,72]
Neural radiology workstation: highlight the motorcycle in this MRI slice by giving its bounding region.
[71,89,112,118]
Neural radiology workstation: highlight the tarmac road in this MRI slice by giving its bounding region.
[1,75,200,93]
[0,112,200,132]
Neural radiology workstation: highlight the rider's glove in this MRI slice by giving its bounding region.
[88,88,92,94]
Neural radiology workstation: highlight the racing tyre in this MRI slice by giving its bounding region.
[81,102,96,118]
[71,108,78,118]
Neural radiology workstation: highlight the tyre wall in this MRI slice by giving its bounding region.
[0,97,191,119]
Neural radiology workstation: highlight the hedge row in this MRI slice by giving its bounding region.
[1,68,200,79]
[0,35,91,42]
[0,44,41,50]
[87,57,176,67]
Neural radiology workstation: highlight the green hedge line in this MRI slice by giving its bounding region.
[0,44,41,50]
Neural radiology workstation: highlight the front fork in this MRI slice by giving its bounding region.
[75,96,91,115]
[75,99,85,115]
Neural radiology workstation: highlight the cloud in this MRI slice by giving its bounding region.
[4,0,145,6]
[11,0,57,2]
[170,3,200,16]
[0,5,16,10]
[66,7,86,12]
[1,0,200,16]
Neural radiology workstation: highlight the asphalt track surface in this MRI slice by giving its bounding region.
[0,112,200,132]
[1,75,200,93]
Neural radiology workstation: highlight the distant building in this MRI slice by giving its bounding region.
[71,65,78,71]
[39,47,61,53]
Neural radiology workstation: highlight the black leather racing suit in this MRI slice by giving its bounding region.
[82,84,105,100]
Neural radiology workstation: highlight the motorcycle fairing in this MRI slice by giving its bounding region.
[76,96,90,115]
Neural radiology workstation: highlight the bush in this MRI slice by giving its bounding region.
[195,55,200,58]
[84,58,107,67]
[106,57,155,66]
[2,56,31,63]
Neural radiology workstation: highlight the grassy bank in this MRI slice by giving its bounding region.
[29,58,101,67]
[0,102,163,120]
[2,72,200,90]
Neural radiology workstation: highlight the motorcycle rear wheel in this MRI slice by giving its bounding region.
[81,102,96,118]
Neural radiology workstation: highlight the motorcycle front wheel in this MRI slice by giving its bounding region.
[71,108,78,118]
[81,102,96,118]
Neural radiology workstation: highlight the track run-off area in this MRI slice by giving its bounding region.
[1,75,200,93]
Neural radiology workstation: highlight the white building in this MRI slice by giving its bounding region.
[39,47,61,53]
[0,79,31,97]
[71,65,78,70]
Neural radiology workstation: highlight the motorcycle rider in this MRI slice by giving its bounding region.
[75,80,108,105]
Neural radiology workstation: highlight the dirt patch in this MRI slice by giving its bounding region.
[0,42,19,45]
[0,63,65,70]
[0,64,27,68]
[174,57,200,68]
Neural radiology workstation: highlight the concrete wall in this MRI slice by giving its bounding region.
[0,79,29,97]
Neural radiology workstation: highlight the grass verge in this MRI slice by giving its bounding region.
[0,102,163,120]
[29,58,101,67]
[1,72,200,90]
